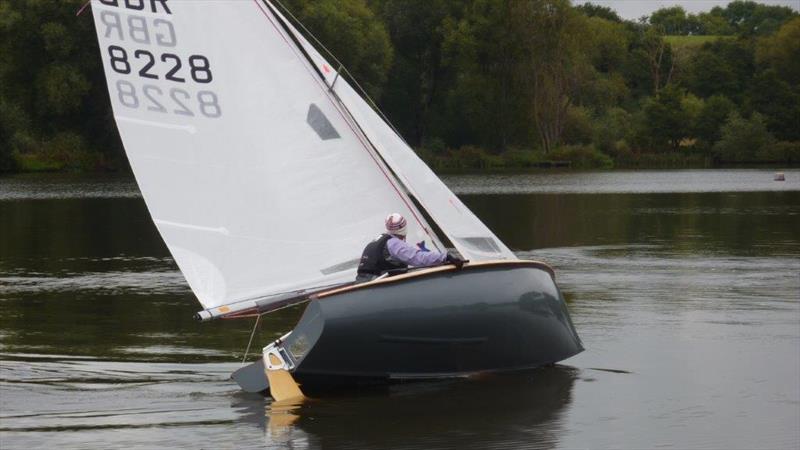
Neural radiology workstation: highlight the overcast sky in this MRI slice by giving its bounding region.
[577,0,800,20]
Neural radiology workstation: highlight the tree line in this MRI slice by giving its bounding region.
[1,0,798,173]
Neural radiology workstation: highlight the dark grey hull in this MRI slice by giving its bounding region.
[270,261,583,389]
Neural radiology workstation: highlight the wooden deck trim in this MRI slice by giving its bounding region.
[314,260,555,300]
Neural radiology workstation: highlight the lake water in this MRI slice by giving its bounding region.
[1,169,798,449]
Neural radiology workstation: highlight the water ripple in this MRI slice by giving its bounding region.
[0,270,189,296]
[0,175,140,201]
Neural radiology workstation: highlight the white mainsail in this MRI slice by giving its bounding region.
[267,2,517,261]
[90,0,442,312]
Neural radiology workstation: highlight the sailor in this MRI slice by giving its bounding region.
[356,213,465,282]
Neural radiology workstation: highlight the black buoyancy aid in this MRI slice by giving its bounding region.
[357,234,408,276]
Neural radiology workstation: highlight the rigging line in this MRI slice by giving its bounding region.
[269,0,410,144]
[242,314,261,365]
[270,0,345,74]
[326,87,443,248]
[259,0,437,244]
[262,1,447,248]
[253,0,434,241]
[76,0,91,16]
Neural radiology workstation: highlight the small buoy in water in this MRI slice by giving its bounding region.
[774,172,785,181]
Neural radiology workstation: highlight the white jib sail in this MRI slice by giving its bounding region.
[268,2,517,261]
[90,0,441,311]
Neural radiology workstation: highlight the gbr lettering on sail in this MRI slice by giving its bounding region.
[96,0,222,119]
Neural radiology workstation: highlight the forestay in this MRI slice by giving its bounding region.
[89,0,440,312]
[267,2,517,261]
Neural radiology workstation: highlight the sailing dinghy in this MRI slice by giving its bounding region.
[88,0,583,398]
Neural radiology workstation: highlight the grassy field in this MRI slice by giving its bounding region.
[664,35,733,49]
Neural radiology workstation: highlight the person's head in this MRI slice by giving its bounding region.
[385,213,407,240]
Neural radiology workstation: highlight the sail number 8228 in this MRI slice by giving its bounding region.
[116,80,221,118]
[109,46,212,84]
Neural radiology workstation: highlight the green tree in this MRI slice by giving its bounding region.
[2,0,795,173]
[622,23,658,97]
[282,0,394,99]
[576,71,629,112]
[747,70,800,141]
[756,17,800,85]
[520,0,590,153]
[594,107,632,155]
[0,0,119,170]
[440,0,535,150]
[0,97,22,172]
[584,16,629,74]
[713,112,775,161]
[562,105,594,145]
[575,2,622,23]
[574,17,631,110]
[649,6,689,35]
[715,1,797,36]
[696,12,734,35]
[441,0,596,153]
[694,95,736,147]
[686,39,755,102]
[641,85,692,150]
[641,26,676,95]
[374,0,464,146]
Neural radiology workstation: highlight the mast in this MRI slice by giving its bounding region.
[263,0,516,262]
[260,0,448,252]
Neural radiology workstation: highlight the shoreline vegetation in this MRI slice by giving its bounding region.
[1,1,798,174]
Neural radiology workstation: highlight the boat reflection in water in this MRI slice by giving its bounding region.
[231,366,578,449]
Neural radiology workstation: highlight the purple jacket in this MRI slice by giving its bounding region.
[386,236,446,267]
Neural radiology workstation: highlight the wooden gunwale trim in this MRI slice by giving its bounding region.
[314,260,555,300]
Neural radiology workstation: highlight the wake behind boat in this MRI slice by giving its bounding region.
[87,0,582,398]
